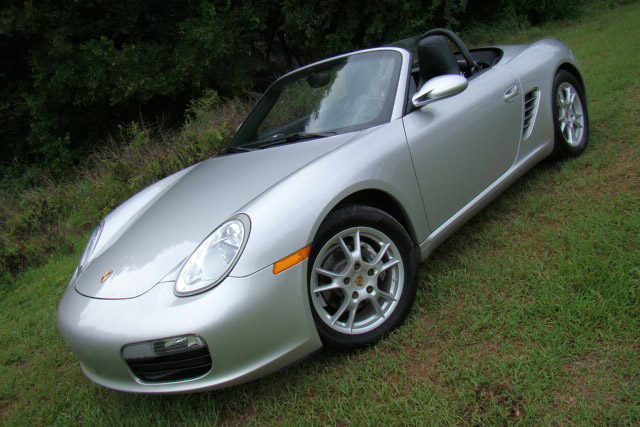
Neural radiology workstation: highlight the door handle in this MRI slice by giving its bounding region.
[504,85,519,103]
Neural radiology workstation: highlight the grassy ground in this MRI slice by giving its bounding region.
[1,1,639,425]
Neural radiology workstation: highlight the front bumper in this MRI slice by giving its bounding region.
[57,261,322,393]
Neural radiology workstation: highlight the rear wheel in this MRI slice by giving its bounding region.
[552,70,589,159]
[308,205,417,349]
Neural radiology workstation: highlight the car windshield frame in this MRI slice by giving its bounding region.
[229,49,405,150]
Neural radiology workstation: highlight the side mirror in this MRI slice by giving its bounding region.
[411,74,468,108]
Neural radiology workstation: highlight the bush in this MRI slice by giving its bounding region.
[0,0,590,179]
[0,92,253,285]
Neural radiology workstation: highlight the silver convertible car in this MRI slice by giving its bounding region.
[57,29,588,393]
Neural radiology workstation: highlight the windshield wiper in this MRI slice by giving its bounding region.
[221,146,257,154]
[255,132,336,149]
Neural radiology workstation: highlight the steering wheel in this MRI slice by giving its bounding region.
[422,28,478,74]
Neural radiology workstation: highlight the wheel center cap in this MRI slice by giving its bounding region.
[353,274,365,287]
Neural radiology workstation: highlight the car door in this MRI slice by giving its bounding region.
[402,68,522,231]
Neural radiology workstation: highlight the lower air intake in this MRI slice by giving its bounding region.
[122,335,212,383]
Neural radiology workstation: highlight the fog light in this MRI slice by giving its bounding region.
[122,335,206,361]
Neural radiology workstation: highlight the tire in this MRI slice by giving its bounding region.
[308,205,418,349]
[551,70,589,159]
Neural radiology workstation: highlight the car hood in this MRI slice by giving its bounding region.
[75,134,353,299]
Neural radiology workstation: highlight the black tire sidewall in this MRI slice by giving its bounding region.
[552,70,589,159]
[307,205,418,349]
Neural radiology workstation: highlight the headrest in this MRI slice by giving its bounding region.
[418,35,460,86]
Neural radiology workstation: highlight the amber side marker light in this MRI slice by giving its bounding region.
[273,245,311,274]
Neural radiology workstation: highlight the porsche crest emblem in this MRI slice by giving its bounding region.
[354,274,364,286]
[101,270,113,283]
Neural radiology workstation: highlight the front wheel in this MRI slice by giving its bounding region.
[552,70,589,159]
[308,205,418,349]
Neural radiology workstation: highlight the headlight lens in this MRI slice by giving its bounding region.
[175,216,250,296]
[75,221,104,278]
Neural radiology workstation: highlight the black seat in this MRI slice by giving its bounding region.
[418,35,460,87]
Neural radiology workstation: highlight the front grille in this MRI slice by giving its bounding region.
[522,89,540,140]
[123,335,212,383]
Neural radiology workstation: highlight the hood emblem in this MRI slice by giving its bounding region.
[101,270,113,283]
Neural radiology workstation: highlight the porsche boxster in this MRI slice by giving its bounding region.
[57,29,588,393]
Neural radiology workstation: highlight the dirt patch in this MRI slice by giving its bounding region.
[398,345,443,386]
[0,401,12,419]
[553,343,640,415]
[475,382,525,419]
[585,144,640,197]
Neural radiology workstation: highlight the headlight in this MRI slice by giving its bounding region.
[175,215,250,296]
[74,221,104,279]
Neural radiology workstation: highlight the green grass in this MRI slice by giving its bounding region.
[2,1,639,425]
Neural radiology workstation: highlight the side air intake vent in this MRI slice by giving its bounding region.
[522,89,540,140]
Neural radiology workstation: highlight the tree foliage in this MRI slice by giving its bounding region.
[0,0,584,180]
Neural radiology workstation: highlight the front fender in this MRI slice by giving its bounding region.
[232,119,429,278]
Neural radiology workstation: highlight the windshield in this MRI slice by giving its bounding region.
[230,50,402,150]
